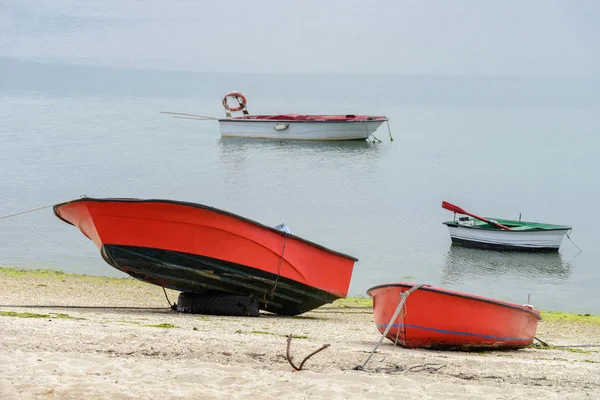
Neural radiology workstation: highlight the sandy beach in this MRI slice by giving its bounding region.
[0,268,599,400]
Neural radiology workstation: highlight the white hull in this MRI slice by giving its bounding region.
[447,226,569,250]
[218,120,385,141]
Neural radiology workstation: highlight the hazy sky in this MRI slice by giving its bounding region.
[1,0,598,74]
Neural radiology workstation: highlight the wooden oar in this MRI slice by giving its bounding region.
[160,111,218,120]
[171,116,214,121]
[442,201,512,230]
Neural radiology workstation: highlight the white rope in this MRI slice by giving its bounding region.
[566,230,582,253]
[369,135,382,143]
[0,196,86,221]
[264,234,288,308]
[0,204,55,220]
[355,283,425,371]
[386,120,394,141]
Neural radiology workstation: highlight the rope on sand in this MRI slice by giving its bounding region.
[163,287,177,310]
[372,362,445,374]
[534,337,600,348]
[354,283,425,371]
[534,336,550,347]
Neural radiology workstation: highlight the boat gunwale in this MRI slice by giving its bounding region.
[217,117,388,123]
[53,197,359,262]
[442,221,571,232]
[366,282,543,320]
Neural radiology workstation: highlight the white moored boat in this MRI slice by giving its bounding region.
[217,91,389,141]
[441,201,572,252]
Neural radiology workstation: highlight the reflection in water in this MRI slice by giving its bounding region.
[217,137,381,156]
[440,246,572,284]
[215,137,385,187]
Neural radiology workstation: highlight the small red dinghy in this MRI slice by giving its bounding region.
[54,197,358,315]
[367,282,542,350]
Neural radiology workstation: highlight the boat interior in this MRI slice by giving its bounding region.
[453,217,569,231]
[233,114,387,121]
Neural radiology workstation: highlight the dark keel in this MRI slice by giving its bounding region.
[450,237,559,252]
[101,244,340,315]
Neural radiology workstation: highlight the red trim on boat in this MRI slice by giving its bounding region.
[218,114,388,122]
[367,282,542,319]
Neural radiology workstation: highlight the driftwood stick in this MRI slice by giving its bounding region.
[286,334,330,371]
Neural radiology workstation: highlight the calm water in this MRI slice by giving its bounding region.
[1,65,599,314]
[1,4,600,313]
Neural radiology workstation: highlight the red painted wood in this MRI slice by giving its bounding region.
[442,201,512,231]
[232,114,388,121]
[55,199,356,297]
[368,283,541,349]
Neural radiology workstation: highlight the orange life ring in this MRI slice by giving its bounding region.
[222,91,247,112]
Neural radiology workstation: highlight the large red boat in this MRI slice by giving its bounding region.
[367,282,542,350]
[54,197,358,315]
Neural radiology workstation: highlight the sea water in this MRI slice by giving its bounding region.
[1,3,599,313]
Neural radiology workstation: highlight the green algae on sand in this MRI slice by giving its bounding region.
[541,311,600,325]
[0,266,138,285]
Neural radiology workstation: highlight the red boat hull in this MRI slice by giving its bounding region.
[54,198,357,315]
[367,283,541,350]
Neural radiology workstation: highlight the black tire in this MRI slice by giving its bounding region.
[176,291,260,317]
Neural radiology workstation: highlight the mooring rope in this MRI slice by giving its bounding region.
[369,135,382,143]
[0,204,55,220]
[566,230,582,252]
[355,283,426,371]
[0,196,86,220]
[534,336,600,349]
[386,120,394,141]
[264,234,288,308]
[162,287,177,310]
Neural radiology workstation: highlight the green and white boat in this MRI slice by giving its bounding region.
[442,201,572,252]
